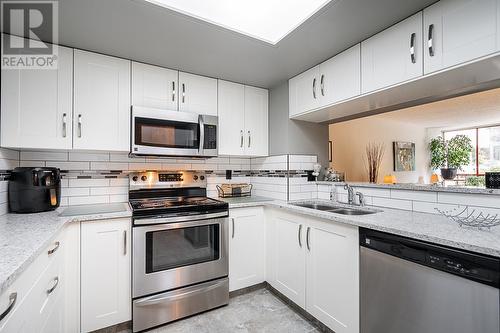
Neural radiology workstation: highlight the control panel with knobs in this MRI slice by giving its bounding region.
[129,171,207,190]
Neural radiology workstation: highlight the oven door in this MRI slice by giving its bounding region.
[131,106,203,157]
[132,215,228,298]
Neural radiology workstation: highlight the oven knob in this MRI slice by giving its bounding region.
[141,175,147,181]
[193,175,199,181]
[132,176,138,182]
[200,175,205,180]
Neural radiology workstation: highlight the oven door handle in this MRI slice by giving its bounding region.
[133,211,228,226]
[135,279,227,306]
[198,114,205,155]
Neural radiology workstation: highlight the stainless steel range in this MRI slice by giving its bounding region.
[129,171,229,332]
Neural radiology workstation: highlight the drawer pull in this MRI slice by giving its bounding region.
[47,277,59,294]
[47,241,60,255]
[0,292,17,322]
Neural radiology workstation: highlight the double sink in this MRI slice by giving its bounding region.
[291,202,379,215]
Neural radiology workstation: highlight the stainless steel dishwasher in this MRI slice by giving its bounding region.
[360,228,500,333]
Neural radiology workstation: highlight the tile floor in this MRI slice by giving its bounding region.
[132,288,320,333]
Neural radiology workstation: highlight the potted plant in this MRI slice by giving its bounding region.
[429,135,473,180]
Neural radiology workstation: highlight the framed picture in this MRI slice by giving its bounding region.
[393,141,415,171]
[328,141,333,162]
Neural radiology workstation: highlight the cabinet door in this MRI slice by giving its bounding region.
[217,80,245,155]
[229,207,266,291]
[1,36,73,150]
[178,72,217,116]
[306,222,359,333]
[424,0,500,74]
[73,50,130,151]
[289,65,321,117]
[132,62,178,109]
[244,86,268,156]
[81,218,131,332]
[361,12,423,93]
[272,213,306,308]
[319,44,361,106]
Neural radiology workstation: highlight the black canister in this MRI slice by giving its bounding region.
[8,167,61,213]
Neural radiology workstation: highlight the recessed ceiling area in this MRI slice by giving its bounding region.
[33,0,437,88]
[144,0,333,45]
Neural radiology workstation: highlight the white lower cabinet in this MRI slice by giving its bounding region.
[229,207,266,292]
[81,218,131,332]
[268,209,359,333]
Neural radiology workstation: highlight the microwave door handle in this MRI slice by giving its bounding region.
[198,115,205,155]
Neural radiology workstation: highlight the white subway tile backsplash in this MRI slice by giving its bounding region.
[46,161,90,170]
[69,152,110,161]
[372,197,412,211]
[90,186,128,195]
[128,162,162,171]
[20,151,67,161]
[109,194,128,203]
[20,160,45,167]
[109,178,129,187]
[61,187,90,197]
[90,162,128,171]
[390,190,437,202]
[68,178,110,187]
[111,153,145,162]
[68,195,109,205]
[355,187,391,198]
[0,148,20,161]
[412,201,465,215]
[438,193,500,209]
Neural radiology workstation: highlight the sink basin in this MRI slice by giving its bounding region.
[291,202,378,215]
[328,208,377,215]
[292,203,341,211]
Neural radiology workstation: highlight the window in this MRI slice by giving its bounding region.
[443,125,500,175]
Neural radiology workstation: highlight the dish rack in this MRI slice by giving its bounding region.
[216,183,253,198]
[435,206,500,230]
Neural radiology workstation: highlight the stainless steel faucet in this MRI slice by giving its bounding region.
[356,192,365,206]
[344,184,355,205]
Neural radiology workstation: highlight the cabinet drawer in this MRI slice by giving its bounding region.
[0,231,65,331]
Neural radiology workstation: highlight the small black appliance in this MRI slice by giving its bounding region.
[8,167,61,213]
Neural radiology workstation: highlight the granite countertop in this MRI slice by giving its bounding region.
[0,203,132,295]
[218,196,275,208]
[316,181,500,195]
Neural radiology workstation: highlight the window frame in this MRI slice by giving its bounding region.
[442,124,500,176]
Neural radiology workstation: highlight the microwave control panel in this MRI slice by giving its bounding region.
[203,124,217,150]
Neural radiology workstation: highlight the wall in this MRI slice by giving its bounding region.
[269,81,330,168]
[329,116,430,184]
[0,148,20,215]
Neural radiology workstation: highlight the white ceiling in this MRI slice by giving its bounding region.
[31,0,436,88]
[373,88,500,130]
[143,0,334,45]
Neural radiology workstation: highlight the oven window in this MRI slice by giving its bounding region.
[135,117,199,149]
[145,224,220,273]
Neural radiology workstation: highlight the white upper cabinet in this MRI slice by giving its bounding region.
[289,66,321,117]
[178,72,218,116]
[132,62,178,109]
[424,0,500,74]
[218,80,245,155]
[81,218,131,333]
[244,86,268,156]
[320,44,361,106]
[1,36,73,150]
[218,80,268,157]
[289,45,361,117]
[361,12,423,93]
[73,50,131,151]
[229,207,266,292]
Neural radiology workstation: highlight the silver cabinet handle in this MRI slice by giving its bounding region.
[320,74,324,96]
[62,113,67,138]
[181,83,185,103]
[231,218,235,239]
[312,78,317,99]
[77,114,82,138]
[410,32,416,64]
[247,131,251,148]
[172,81,176,102]
[0,292,17,322]
[123,230,127,255]
[240,130,244,148]
[306,227,311,251]
[47,241,60,255]
[428,24,434,57]
[46,277,59,294]
[298,224,302,248]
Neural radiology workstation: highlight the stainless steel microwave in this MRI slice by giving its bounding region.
[131,106,218,158]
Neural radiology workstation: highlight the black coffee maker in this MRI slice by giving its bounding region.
[9,167,61,213]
